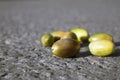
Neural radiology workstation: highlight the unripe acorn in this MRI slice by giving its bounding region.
[51,31,65,41]
[70,28,89,43]
[52,39,80,58]
[89,40,115,57]
[89,33,113,42]
[61,32,77,40]
[41,34,54,47]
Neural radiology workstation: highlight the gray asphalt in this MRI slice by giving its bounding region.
[0,0,120,80]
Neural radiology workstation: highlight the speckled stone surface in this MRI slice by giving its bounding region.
[0,0,120,80]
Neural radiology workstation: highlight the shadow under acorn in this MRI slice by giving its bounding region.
[110,41,120,57]
[75,41,120,58]
[75,50,91,58]
[75,42,91,58]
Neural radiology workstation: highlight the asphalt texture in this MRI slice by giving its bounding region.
[0,0,120,80]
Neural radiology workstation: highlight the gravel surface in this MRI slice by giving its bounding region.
[0,0,120,80]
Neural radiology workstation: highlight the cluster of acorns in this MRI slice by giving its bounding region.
[41,28,115,58]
